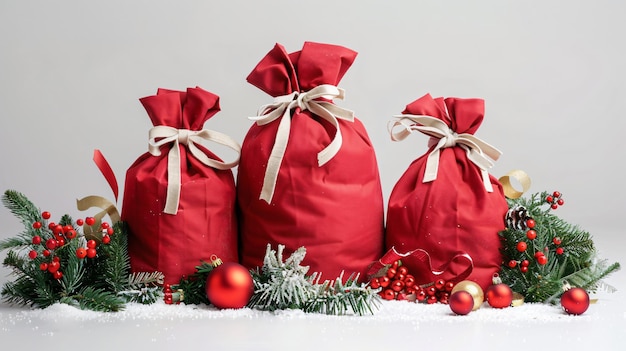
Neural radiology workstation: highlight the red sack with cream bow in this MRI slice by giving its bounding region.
[237,42,384,281]
[383,94,508,291]
[121,87,241,285]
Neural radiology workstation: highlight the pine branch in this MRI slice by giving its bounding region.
[71,286,126,312]
[173,261,216,305]
[1,190,42,229]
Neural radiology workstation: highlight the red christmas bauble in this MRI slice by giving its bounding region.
[206,262,254,309]
[560,287,590,315]
[486,283,513,308]
[449,291,474,315]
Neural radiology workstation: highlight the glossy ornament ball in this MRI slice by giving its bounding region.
[449,291,474,315]
[206,262,254,309]
[451,280,484,311]
[486,283,513,308]
[561,287,590,315]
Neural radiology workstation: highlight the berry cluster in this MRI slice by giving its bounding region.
[28,211,114,280]
[546,191,564,210]
[368,260,456,304]
[507,220,565,273]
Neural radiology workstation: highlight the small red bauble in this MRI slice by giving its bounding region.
[557,199,564,206]
[206,262,254,309]
[42,211,51,220]
[561,287,590,315]
[76,218,84,226]
[486,284,513,308]
[369,278,380,289]
[381,288,396,300]
[449,291,474,315]
[516,241,528,252]
[378,276,390,288]
[386,267,397,279]
[553,191,561,198]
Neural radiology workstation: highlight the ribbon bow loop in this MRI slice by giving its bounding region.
[388,113,501,192]
[148,125,241,215]
[249,84,354,203]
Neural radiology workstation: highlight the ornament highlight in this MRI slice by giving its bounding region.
[205,259,254,309]
[451,280,484,311]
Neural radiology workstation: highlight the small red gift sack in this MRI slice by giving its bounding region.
[121,87,241,285]
[384,94,508,291]
[238,42,385,281]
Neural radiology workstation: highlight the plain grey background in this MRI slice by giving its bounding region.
[1,1,624,282]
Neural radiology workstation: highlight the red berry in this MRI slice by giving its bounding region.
[396,293,408,301]
[397,266,408,276]
[391,279,405,292]
[32,221,42,229]
[28,250,38,259]
[42,249,50,257]
[391,261,399,269]
[426,295,438,304]
[378,276,390,288]
[435,279,446,291]
[52,256,60,262]
[56,238,65,247]
[553,237,562,245]
[101,234,111,244]
[521,260,530,267]
[416,289,427,301]
[45,238,57,250]
[557,199,564,206]
[526,230,537,240]
[534,251,544,258]
[516,241,528,252]
[381,288,396,300]
[47,261,60,273]
[386,268,397,279]
[52,271,63,280]
[546,195,554,203]
[426,286,437,296]
[76,247,87,259]
[61,225,72,233]
[106,227,114,235]
[444,281,455,292]
[553,191,561,198]
[42,211,51,220]
[551,204,558,210]
[507,260,517,268]
[101,222,110,229]
[32,235,42,245]
[520,266,528,273]
[85,217,96,226]
[65,229,77,239]
[537,255,548,265]
[86,248,97,259]
[48,222,56,230]
[76,218,84,226]
[556,247,564,255]
[404,275,415,288]
[369,278,380,289]
[526,219,536,229]
[39,262,48,271]
[87,240,97,249]
[52,224,63,236]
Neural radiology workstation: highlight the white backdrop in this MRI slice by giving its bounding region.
[1,1,624,281]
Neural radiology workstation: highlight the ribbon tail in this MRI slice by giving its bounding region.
[259,109,292,203]
[163,141,182,214]
[93,149,119,202]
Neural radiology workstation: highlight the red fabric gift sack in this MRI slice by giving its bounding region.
[384,94,508,291]
[121,87,240,285]
[237,42,384,281]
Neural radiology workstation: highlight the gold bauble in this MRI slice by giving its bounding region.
[451,280,484,311]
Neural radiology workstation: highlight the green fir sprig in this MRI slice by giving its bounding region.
[248,244,380,316]
[0,189,163,311]
[498,191,620,303]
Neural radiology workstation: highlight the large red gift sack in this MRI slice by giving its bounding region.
[238,42,384,281]
[384,93,508,291]
[122,87,241,284]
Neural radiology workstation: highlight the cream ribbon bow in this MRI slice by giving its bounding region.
[250,84,355,203]
[148,126,241,214]
[388,114,501,192]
